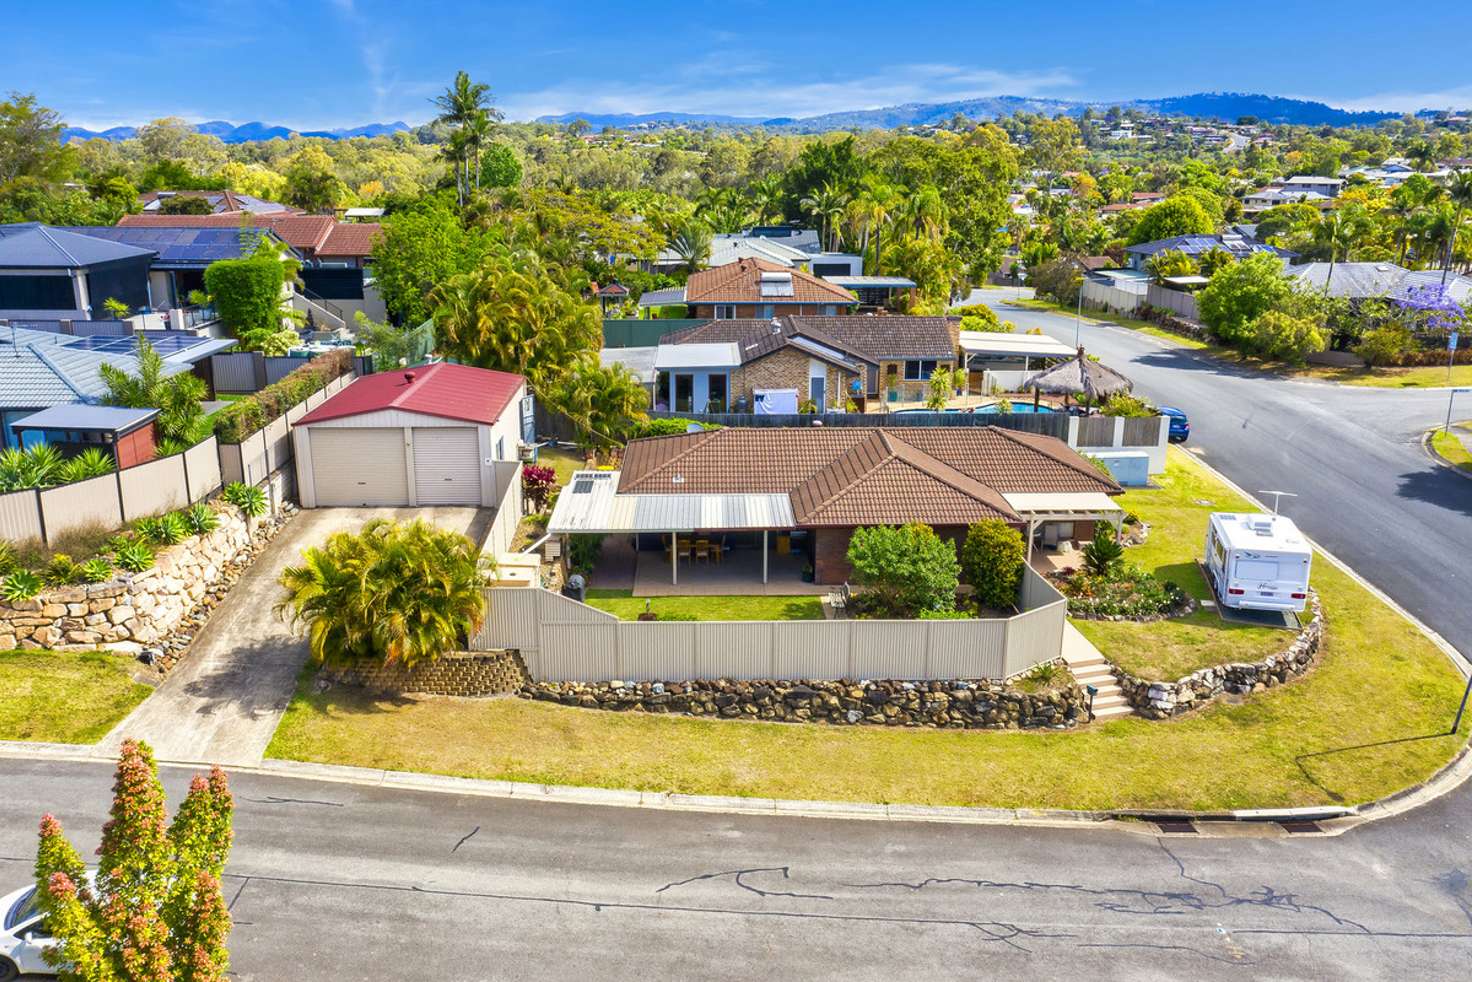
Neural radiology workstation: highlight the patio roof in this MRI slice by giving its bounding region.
[1001,491,1124,520]
[959,331,1077,360]
[548,470,795,534]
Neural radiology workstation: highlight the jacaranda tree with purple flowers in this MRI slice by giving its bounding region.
[1395,283,1465,336]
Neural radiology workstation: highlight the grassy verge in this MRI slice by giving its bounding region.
[536,445,588,486]
[585,589,823,621]
[266,450,1469,810]
[1431,424,1472,472]
[0,650,152,743]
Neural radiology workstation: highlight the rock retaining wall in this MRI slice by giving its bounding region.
[328,650,529,696]
[1115,595,1323,719]
[0,503,293,667]
[520,676,1087,729]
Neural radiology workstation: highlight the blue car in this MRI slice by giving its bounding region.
[1160,406,1190,443]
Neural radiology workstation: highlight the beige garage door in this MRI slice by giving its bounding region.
[413,427,482,505]
[309,428,407,506]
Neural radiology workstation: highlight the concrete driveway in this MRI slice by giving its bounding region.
[100,506,489,766]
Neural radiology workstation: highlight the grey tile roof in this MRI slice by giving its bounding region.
[0,223,156,269]
[0,327,208,409]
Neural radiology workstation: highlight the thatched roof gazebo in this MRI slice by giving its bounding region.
[1021,346,1133,409]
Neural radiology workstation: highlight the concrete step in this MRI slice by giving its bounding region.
[1063,654,1109,670]
[1072,667,1118,683]
[1092,704,1135,720]
[1090,693,1130,709]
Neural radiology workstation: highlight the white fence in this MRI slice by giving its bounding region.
[1068,414,1169,474]
[218,373,354,487]
[1145,283,1200,320]
[0,436,223,544]
[483,461,524,556]
[1081,279,1146,315]
[472,567,1067,683]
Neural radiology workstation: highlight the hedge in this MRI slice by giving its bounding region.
[213,348,353,444]
[204,257,285,336]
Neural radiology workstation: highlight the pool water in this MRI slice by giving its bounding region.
[975,403,1057,414]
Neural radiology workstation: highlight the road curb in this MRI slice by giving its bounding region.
[1422,428,1472,483]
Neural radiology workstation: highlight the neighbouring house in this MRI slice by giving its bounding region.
[8,404,159,468]
[138,190,294,215]
[651,230,865,278]
[1280,175,1344,198]
[0,223,156,320]
[115,213,386,324]
[678,259,859,319]
[1287,262,1472,304]
[292,361,530,508]
[821,274,918,310]
[1130,191,1167,205]
[1124,231,1291,271]
[1243,186,1334,214]
[0,327,235,448]
[548,426,1122,586]
[657,314,961,409]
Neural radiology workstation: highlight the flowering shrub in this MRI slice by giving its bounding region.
[522,464,557,511]
[1060,563,1185,618]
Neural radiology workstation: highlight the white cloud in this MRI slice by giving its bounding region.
[1322,85,1472,113]
[501,62,1078,121]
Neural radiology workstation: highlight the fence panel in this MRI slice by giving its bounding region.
[617,622,698,680]
[484,464,523,555]
[1076,416,1116,446]
[0,490,42,542]
[772,621,851,679]
[539,623,619,681]
[264,357,307,386]
[119,454,188,521]
[210,352,262,393]
[1145,283,1200,320]
[850,621,929,678]
[926,620,1008,679]
[182,437,221,502]
[694,622,774,679]
[1121,416,1163,447]
[263,416,291,472]
[37,475,123,539]
[1003,601,1067,678]
[475,588,544,651]
[1080,280,1145,315]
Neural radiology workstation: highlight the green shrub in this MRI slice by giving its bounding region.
[1354,323,1416,367]
[628,418,720,438]
[213,349,352,443]
[1101,393,1155,417]
[78,557,114,584]
[1081,526,1124,576]
[222,482,268,518]
[567,534,604,576]
[1027,661,1061,686]
[0,540,15,577]
[1,569,42,602]
[959,519,1025,611]
[183,503,219,535]
[959,305,1011,333]
[136,513,188,546]
[1062,563,1184,618]
[57,448,115,484]
[112,538,155,573]
[1252,310,1327,364]
[204,255,285,338]
[847,522,960,617]
[42,553,79,587]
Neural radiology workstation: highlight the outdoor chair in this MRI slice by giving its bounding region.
[693,541,711,563]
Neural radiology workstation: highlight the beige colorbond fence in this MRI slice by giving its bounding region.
[473,568,1067,683]
[482,462,524,556]
[1145,283,1200,320]
[218,373,354,487]
[0,436,224,544]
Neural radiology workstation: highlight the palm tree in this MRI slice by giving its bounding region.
[431,71,499,206]
[747,175,784,225]
[897,185,945,242]
[1314,211,1356,292]
[800,182,850,251]
[1387,195,1419,264]
[1441,170,1472,284]
[1407,140,1438,173]
[668,221,713,273]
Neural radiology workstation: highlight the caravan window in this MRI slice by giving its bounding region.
[1234,558,1279,581]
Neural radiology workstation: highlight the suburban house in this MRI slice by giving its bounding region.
[9,405,160,468]
[548,426,1122,586]
[292,361,531,508]
[678,259,859,319]
[656,314,962,409]
[137,190,294,215]
[1287,262,1472,303]
[1124,230,1291,271]
[1243,186,1334,214]
[0,326,234,448]
[651,227,864,278]
[115,213,386,323]
[1280,175,1344,198]
[0,223,156,321]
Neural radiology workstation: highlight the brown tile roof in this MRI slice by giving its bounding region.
[319,222,381,257]
[685,258,856,306]
[618,426,1118,528]
[115,212,375,256]
[664,315,954,363]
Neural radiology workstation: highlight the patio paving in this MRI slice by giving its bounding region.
[632,547,829,596]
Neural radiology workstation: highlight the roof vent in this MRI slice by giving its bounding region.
[403,371,416,384]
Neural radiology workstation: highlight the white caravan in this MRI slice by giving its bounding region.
[1203,512,1312,613]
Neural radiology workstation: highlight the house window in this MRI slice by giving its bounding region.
[656,372,671,410]
[674,373,695,412]
[757,304,774,319]
[714,304,736,319]
[496,436,505,459]
[903,359,938,380]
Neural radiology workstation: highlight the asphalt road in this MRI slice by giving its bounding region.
[3,758,1472,980]
[970,290,1472,662]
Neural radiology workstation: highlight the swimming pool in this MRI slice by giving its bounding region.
[974,403,1057,414]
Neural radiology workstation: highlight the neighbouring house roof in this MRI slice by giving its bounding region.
[66,226,293,268]
[637,286,688,307]
[10,404,158,434]
[660,318,873,374]
[615,426,1118,529]
[1285,262,1472,303]
[0,223,156,269]
[297,361,523,428]
[116,213,381,258]
[684,258,857,307]
[661,314,957,365]
[959,331,1078,360]
[0,327,230,409]
[138,190,293,214]
[318,222,382,258]
[600,346,657,384]
[1125,233,1288,261]
[821,275,917,289]
[547,470,797,534]
[1283,175,1344,187]
[654,342,741,369]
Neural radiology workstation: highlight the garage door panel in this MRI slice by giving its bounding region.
[413,427,481,505]
[310,428,407,506]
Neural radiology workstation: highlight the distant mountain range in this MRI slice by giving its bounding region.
[538,92,1430,131]
[59,120,411,143]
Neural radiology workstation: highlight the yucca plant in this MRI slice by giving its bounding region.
[43,553,79,587]
[1,570,42,602]
[112,538,155,573]
[136,513,188,546]
[78,556,114,584]
[0,444,64,491]
[222,482,267,518]
[57,447,115,484]
[183,503,219,535]
[0,540,16,577]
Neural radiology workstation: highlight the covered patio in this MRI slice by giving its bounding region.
[1002,491,1126,568]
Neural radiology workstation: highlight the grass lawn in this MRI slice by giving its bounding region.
[266,450,1470,811]
[585,589,824,621]
[0,650,152,743]
[536,445,589,486]
[1431,424,1472,473]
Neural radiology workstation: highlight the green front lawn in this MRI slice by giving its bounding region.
[585,589,824,621]
[265,449,1469,811]
[0,649,152,743]
[1431,424,1472,472]
[536,445,589,486]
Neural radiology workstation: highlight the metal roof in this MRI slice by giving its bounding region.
[0,223,156,269]
[653,342,740,369]
[959,331,1077,359]
[822,275,918,288]
[10,404,158,433]
[64,226,292,268]
[1002,491,1124,518]
[298,361,524,428]
[637,286,688,308]
[0,327,220,409]
[601,346,658,384]
[548,470,796,534]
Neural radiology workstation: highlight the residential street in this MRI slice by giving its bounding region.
[969,290,1472,662]
[2,757,1471,980]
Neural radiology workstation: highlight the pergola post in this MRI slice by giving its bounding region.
[1026,518,1036,564]
[671,532,678,585]
[762,530,769,584]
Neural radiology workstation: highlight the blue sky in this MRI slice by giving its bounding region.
[12,0,1472,130]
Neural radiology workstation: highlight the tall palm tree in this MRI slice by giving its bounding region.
[1314,211,1356,291]
[1441,170,1472,284]
[747,175,784,224]
[1407,140,1438,173]
[800,182,850,250]
[431,71,499,206]
[1386,195,1419,265]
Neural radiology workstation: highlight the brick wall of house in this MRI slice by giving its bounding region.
[735,348,859,411]
[878,358,960,402]
[690,303,845,318]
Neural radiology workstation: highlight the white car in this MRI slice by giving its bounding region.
[1,883,57,980]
